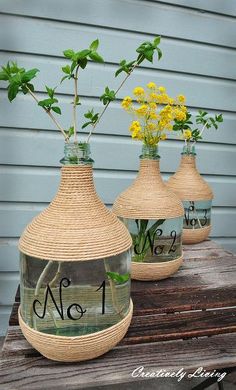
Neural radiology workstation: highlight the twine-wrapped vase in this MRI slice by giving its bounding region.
[18,143,133,362]
[113,145,184,281]
[167,146,213,244]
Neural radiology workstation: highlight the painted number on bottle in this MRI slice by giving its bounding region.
[32,278,107,320]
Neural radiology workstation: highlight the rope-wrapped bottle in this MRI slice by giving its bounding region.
[167,145,213,244]
[113,145,184,281]
[19,142,133,362]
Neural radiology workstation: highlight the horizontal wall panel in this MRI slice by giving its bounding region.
[0,167,236,207]
[0,95,234,145]
[1,14,236,80]
[0,306,12,336]
[0,0,236,47]
[1,52,236,112]
[0,205,235,238]
[0,273,19,305]
[0,130,235,175]
[0,238,19,272]
[154,0,236,16]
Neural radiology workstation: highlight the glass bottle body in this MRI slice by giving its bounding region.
[20,251,131,336]
[183,200,212,229]
[121,217,183,263]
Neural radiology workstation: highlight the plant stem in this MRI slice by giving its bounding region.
[73,66,79,143]
[192,122,207,146]
[103,260,125,319]
[86,61,138,143]
[26,86,68,141]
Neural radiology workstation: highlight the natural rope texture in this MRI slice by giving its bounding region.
[113,159,184,219]
[131,256,183,281]
[19,300,133,362]
[167,155,213,201]
[183,225,211,244]
[19,165,132,261]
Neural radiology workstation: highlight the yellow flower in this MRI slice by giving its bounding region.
[183,129,192,140]
[136,104,148,116]
[133,87,145,96]
[121,96,132,110]
[147,82,157,89]
[149,102,157,110]
[156,94,169,104]
[158,86,166,93]
[149,111,158,120]
[147,122,156,131]
[149,92,159,102]
[166,123,173,131]
[161,134,167,140]
[174,110,186,121]
[168,98,174,105]
[129,120,142,133]
[178,95,186,104]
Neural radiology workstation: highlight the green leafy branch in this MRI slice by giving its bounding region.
[173,110,223,144]
[0,61,68,139]
[86,36,162,142]
[60,39,104,142]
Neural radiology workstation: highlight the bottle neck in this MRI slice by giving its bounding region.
[181,143,196,156]
[140,144,160,160]
[60,142,94,165]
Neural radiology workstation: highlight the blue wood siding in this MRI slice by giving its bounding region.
[0,0,236,335]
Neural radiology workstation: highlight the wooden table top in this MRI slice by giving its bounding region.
[1,240,236,389]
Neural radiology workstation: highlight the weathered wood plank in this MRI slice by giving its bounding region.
[4,307,236,358]
[8,302,19,326]
[1,333,236,390]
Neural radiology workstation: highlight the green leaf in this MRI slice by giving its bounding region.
[61,65,71,74]
[82,121,92,129]
[115,68,123,77]
[84,109,94,119]
[21,68,39,83]
[63,49,75,59]
[0,71,9,81]
[156,47,162,60]
[144,49,154,62]
[26,83,34,92]
[51,106,61,115]
[8,82,19,102]
[79,58,87,69]
[89,51,104,63]
[74,49,91,61]
[21,84,28,94]
[38,98,57,107]
[106,272,130,284]
[45,86,54,98]
[90,39,99,51]
[60,75,69,83]
[154,36,161,46]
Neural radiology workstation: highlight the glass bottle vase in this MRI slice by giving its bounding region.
[19,142,133,362]
[113,144,184,281]
[167,145,213,244]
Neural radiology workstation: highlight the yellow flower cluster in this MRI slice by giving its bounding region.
[183,129,192,140]
[121,82,187,146]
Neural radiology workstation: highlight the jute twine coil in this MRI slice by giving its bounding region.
[167,155,213,201]
[131,256,183,281]
[18,301,133,362]
[183,225,211,244]
[113,159,184,219]
[19,165,132,261]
